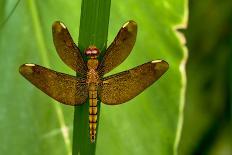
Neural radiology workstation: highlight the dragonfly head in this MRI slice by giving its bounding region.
[84,45,100,58]
[85,46,100,69]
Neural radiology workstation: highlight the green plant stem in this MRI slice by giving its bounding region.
[72,0,111,155]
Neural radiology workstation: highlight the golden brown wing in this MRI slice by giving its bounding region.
[19,64,88,106]
[98,20,137,75]
[52,21,87,75]
[99,60,169,105]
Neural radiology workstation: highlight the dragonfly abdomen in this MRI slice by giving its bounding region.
[89,84,98,143]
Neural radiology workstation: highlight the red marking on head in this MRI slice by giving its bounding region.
[84,46,100,57]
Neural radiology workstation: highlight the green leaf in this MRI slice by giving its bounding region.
[72,0,111,154]
[0,0,187,155]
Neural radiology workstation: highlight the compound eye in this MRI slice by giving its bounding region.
[84,46,100,56]
[85,49,92,56]
[92,50,99,55]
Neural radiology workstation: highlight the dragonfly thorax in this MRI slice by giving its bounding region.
[86,60,100,84]
[87,59,99,70]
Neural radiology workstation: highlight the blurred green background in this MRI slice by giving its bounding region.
[0,0,231,155]
[179,0,231,154]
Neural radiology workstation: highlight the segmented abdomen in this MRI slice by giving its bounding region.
[89,84,98,143]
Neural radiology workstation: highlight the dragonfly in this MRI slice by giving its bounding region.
[19,20,169,143]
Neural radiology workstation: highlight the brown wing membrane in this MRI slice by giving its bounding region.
[98,20,137,75]
[52,21,87,75]
[19,64,88,106]
[99,60,169,105]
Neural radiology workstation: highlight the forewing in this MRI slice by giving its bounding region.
[19,64,88,106]
[98,20,137,75]
[99,60,169,105]
[52,21,87,75]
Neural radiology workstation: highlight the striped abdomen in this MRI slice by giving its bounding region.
[88,84,98,143]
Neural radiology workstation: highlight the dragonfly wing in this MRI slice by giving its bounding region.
[19,64,88,106]
[99,60,169,105]
[52,21,87,75]
[98,20,137,75]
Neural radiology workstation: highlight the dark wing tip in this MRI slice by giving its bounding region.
[152,60,169,72]
[52,21,67,33]
[19,64,37,75]
[123,20,137,33]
